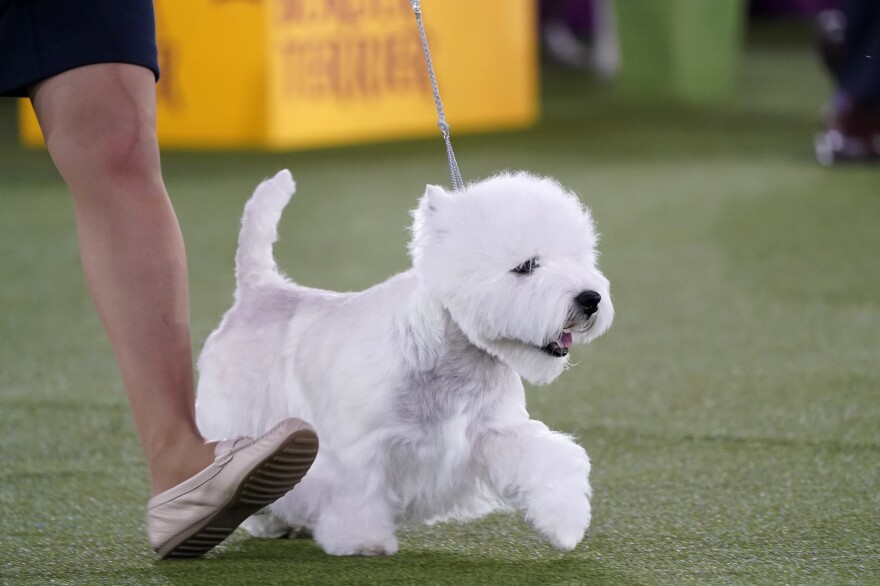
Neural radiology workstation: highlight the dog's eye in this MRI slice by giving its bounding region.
[511,257,539,275]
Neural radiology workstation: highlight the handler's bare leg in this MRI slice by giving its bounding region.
[30,63,215,497]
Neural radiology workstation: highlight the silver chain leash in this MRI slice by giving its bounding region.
[409,0,464,192]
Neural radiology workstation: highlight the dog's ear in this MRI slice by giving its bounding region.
[411,184,451,234]
[409,184,452,265]
[421,184,451,214]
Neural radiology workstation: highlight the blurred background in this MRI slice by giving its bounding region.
[9,0,873,154]
[2,1,879,584]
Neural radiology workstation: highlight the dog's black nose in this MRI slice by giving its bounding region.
[575,290,601,317]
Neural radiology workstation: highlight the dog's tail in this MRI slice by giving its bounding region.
[235,169,296,294]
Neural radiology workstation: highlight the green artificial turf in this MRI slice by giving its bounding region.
[1,23,878,585]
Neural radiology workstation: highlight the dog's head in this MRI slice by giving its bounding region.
[409,171,613,384]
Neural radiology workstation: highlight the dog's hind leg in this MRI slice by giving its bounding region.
[312,487,399,556]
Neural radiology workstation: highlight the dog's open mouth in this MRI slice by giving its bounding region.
[541,331,573,357]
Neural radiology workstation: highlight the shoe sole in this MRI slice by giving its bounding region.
[157,423,319,559]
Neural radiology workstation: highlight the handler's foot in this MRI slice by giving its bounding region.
[146,418,318,559]
[815,99,880,166]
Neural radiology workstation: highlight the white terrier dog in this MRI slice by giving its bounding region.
[196,169,613,556]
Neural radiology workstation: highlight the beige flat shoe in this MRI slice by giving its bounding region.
[146,418,318,559]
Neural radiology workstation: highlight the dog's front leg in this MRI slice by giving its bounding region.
[479,421,591,551]
[313,486,399,556]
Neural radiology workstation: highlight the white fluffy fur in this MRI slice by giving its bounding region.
[196,169,614,556]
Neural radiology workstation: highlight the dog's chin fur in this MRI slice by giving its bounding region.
[479,338,569,385]
[196,169,613,556]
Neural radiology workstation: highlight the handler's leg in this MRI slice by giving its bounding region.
[30,63,215,497]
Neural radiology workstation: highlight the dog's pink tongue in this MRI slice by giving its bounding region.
[557,332,573,349]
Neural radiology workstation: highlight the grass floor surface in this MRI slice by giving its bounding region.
[1,24,878,585]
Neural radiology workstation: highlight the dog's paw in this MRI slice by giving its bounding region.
[530,494,591,552]
[241,512,291,539]
[541,520,587,552]
[320,534,399,557]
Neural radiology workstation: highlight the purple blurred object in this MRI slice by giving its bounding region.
[750,0,841,17]
[563,0,595,33]
[541,0,596,33]
[542,0,843,27]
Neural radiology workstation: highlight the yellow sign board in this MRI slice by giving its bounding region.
[20,0,537,150]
